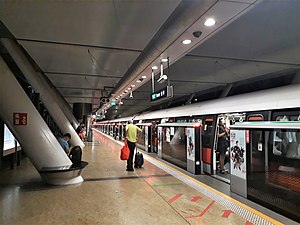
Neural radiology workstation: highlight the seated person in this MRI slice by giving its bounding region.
[78,130,85,141]
[76,124,86,141]
[58,133,71,154]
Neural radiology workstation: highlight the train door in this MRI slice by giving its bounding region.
[213,113,246,182]
[213,115,229,181]
[201,116,216,174]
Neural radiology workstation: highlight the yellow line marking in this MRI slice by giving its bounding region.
[93,129,283,225]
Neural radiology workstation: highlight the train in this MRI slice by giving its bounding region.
[93,84,300,222]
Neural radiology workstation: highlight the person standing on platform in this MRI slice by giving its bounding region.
[125,120,142,171]
[217,119,229,174]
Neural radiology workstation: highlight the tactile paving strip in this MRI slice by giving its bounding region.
[144,154,276,225]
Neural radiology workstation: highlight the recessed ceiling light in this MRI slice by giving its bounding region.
[128,87,131,90]
[204,18,216,27]
[161,58,168,62]
[131,84,135,87]
[142,75,147,79]
[124,90,128,93]
[152,66,158,70]
[136,80,141,83]
[182,39,192,45]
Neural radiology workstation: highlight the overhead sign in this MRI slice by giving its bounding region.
[151,86,173,102]
[13,113,27,125]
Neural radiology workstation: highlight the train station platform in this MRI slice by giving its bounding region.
[0,130,297,225]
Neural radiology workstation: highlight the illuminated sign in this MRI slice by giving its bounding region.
[151,86,173,102]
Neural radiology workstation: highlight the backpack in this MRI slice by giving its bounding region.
[69,146,82,167]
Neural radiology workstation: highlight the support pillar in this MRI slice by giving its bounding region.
[1,38,84,148]
[0,56,83,185]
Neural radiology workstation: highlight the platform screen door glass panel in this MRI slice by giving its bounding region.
[136,126,146,150]
[247,129,300,222]
[162,127,187,169]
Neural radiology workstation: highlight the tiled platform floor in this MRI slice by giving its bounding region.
[0,131,289,225]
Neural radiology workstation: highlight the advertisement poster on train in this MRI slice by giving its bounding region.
[186,128,195,161]
[170,127,174,135]
[158,127,162,157]
[145,126,148,149]
[230,130,246,180]
[166,128,171,142]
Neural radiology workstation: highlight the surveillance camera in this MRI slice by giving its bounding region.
[157,75,167,84]
[192,31,202,38]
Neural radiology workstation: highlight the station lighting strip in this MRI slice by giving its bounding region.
[92,128,282,225]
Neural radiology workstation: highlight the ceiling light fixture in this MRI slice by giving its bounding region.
[136,80,141,83]
[161,58,168,62]
[124,90,128,93]
[157,74,168,84]
[182,39,192,45]
[142,75,147,79]
[131,84,135,87]
[204,18,216,27]
[128,87,131,90]
[152,66,158,70]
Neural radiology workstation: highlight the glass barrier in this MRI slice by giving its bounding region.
[161,127,187,169]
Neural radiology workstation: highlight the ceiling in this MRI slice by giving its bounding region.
[0,0,299,120]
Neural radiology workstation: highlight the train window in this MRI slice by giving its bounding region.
[203,119,213,135]
[247,115,264,121]
[272,130,300,159]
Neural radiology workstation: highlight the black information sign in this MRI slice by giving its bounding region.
[151,86,173,102]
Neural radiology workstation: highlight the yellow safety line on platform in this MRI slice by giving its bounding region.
[93,129,283,225]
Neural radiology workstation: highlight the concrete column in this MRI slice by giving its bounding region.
[0,56,83,184]
[1,38,84,148]
[43,74,79,128]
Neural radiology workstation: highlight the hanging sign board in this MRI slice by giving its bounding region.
[151,86,173,102]
[13,113,27,125]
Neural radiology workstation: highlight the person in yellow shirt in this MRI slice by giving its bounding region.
[125,120,142,171]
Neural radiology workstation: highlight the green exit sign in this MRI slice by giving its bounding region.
[151,93,157,100]
[151,86,173,102]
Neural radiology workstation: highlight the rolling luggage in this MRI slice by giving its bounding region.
[134,150,144,168]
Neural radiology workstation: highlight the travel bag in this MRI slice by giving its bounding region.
[134,150,144,168]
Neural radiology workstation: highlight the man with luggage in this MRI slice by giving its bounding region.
[125,120,142,171]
